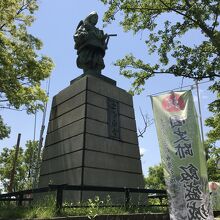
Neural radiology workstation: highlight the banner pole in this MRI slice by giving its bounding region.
[8,133,21,192]
[195,80,205,145]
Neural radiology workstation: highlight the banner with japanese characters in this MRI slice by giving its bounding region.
[151,90,213,220]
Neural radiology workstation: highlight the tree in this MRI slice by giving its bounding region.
[0,115,10,140]
[0,0,54,139]
[207,154,220,181]
[23,140,39,189]
[100,0,219,94]
[100,0,220,181]
[205,82,220,145]
[145,163,166,189]
[205,83,220,182]
[0,146,26,192]
[0,140,39,192]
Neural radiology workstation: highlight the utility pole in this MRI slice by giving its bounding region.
[8,133,21,193]
[33,79,50,189]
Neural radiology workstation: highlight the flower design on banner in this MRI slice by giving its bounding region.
[162,93,185,112]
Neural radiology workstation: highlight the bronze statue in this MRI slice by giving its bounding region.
[74,11,116,75]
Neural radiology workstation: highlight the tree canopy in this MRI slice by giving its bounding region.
[0,140,39,192]
[101,0,220,174]
[100,0,220,94]
[205,82,220,144]
[0,0,54,139]
[145,163,166,189]
[205,82,220,182]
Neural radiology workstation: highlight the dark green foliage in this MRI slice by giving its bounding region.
[205,81,220,182]
[100,0,220,94]
[145,163,166,190]
[0,0,54,139]
[0,140,39,192]
[0,115,10,140]
[205,82,220,145]
[101,0,220,183]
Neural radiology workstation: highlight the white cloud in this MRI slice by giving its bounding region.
[140,147,146,156]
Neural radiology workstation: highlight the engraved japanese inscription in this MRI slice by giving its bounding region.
[107,98,120,139]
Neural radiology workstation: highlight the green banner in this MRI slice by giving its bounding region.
[151,90,213,220]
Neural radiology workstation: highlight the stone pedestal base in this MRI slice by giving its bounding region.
[38,74,145,204]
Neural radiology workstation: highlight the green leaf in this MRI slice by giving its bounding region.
[0,0,54,139]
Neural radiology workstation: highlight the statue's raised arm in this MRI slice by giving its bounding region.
[74,11,108,75]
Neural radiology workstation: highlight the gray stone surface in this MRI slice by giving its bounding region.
[38,74,144,204]
[87,91,107,109]
[87,90,135,119]
[48,105,85,133]
[85,133,140,159]
[119,102,135,119]
[120,115,137,131]
[50,91,86,121]
[52,76,87,107]
[39,168,82,187]
[87,75,133,106]
[86,118,108,137]
[83,167,144,187]
[84,150,142,173]
[86,104,107,123]
[85,118,138,145]
[45,119,84,146]
[120,128,138,145]
[43,134,84,160]
[40,150,83,175]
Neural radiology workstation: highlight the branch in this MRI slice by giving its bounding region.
[0,1,30,30]
[121,1,219,52]
[211,2,220,33]
[185,0,192,8]
[122,6,169,11]
[153,71,220,79]
[157,0,197,24]
[121,66,220,79]
[212,14,219,33]
[123,6,188,12]
[15,18,27,23]
[137,108,154,138]
[0,106,25,111]
[181,3,220,52]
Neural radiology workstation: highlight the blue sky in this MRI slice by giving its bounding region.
[0,0,215,176]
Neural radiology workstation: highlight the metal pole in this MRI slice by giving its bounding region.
[56,187,63,214]
[8,133,21,192]
[125,188,130,211]
[33,78,50,188]
[195,80,205,144]
[33,110,37,141]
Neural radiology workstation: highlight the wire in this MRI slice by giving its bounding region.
[180,77,184,90]
[147,80,211,97]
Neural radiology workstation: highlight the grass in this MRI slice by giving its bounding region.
[0,195,56,219]
[0,195,168,219]
[1,195,219,219]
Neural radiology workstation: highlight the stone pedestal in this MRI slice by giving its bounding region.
[38,74,144,203]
